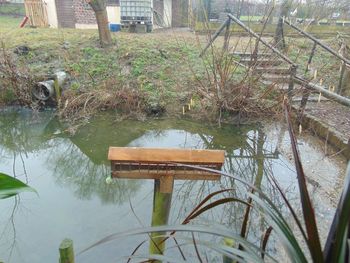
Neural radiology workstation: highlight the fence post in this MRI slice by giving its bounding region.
[223,18,231,52]
[149,180,172,262]
[200,17,231,57]
[337,62,346,95]
[222,238,234,263]
[59,238,75,263]
[305,42,317,74]
[298,43,317,122]
[288,65,297,99]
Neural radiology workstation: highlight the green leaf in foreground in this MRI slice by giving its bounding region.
[0,172,35,199]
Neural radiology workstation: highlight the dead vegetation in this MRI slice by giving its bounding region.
[195,39,286,126]
[59,87,147,124]
[0,43,36,107]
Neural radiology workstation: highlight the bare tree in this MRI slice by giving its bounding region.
[301,0,350,22]
[87,0,112,47]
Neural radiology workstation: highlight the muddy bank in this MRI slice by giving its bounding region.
[293,102,350,160]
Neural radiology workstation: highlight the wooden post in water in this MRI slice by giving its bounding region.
[59,238,75,263]
[108,147,225,261]
[149,180,172,257]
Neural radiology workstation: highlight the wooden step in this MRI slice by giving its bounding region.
[260,80,302,90]
[253,67,290,74]
[261,74,291,83]
[232,52,271,57]
[240,58,284,67]
[292,96,329,102]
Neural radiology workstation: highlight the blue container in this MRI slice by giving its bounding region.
[109,24,121,32]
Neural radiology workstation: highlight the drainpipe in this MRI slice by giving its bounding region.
[32,71,67,101]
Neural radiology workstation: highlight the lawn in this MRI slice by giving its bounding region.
[0,15,22,29]
[0,3,25,16]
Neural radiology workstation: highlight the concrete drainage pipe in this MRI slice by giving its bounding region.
[32,71,67,101]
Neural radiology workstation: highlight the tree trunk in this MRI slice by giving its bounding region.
[95,9,112,47]
[236,0,244,19]
[87,0,112,48]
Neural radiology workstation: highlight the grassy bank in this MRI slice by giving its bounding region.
[0,16,22,28]
[0,24,214,123]
[1,17,347,126]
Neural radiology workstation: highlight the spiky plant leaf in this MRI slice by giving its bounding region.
[284,102,324,262]
[0,172,35,199]
[80,224,269,257]
[324,163,350,262]
[248,193,308,263]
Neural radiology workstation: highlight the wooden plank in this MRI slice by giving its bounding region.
[111,161,221,172]
[160,176,174,193]
[24,0,48,27]
[111,170,221,181]
[108,147,225,166]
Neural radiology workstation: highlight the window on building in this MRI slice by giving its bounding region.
[107,0,120,6]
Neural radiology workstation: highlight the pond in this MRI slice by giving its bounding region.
[0,108,346,262]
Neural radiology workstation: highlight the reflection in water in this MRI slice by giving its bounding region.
[0,109,341,262]
[0,108,55,259]
[46,141,142,204]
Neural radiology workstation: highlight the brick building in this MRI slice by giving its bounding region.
[24,0,120,28]
[25,0,188,29]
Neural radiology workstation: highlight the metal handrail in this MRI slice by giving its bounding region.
[227,14,297,67]
[283,19,350,66]
[294,75,350,107]
[200,13,298,68]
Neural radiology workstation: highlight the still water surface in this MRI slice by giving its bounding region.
[0,109,345,262]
